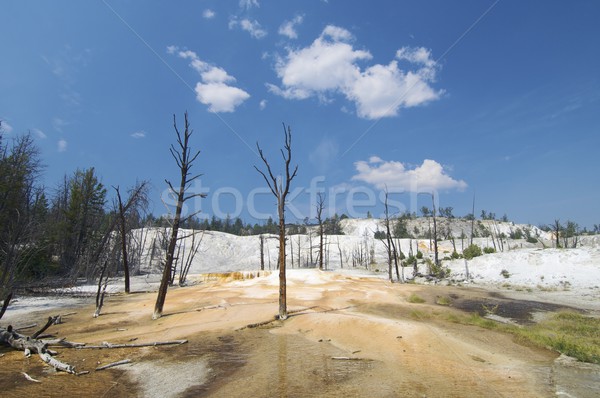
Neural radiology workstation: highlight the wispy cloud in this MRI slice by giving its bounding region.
[352,157,467,192]
[131,130,146,139]
[52,117,69,132]
[309,137,339,172]
[278,15,304,39]
[229,17,267,39]
[57,139,68,152]
[0,119,13,133]
[32,128,47,139]
[169,46,250,113]
[239,0,259,10]
[202,9,216,19]
[268,25,442,119]
[259,99,267,110]
[41,46,91,108]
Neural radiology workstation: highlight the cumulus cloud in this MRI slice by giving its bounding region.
[131,130,146,139]
[278,15,304,39]
[352,158,467,193]
[268,25,442,119]
[229,17,267,39]
[57,139,68,152]
[169,46,250,113]
[202,9,215,19]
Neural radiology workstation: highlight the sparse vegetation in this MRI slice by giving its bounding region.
[500,269,511,278]
[463,244,482,260]
[442,309,600,364]
[407,293,426,303]
[436,296,452,306]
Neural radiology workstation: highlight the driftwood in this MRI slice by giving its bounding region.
[32,316,61,339]
[78,339,187,349]
[22,372,41,383]
[0,325,77,374]
[96,359,132,371]
[1,315,187,377]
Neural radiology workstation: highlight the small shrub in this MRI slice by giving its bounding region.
[451,251,460,259]
[416,251,423,259]
[500,269,511,278]
[463,244,482,260]
[436,296,452,306]
[483,247,496,254]
[407,293,426,303]
[526,237,538,244]
[374,230,387,239]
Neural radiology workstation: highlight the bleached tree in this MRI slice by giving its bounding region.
[113,181,149,293]
[153,113,205,320]
[316,193,325,271]
[254,123,298,320]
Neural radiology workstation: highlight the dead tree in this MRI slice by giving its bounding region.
[316,193,325,271]
[153,113,206,320]
[113,181,149,293]
[1,316,187,375]
[428,193,439,268]
[254,124,298,320]
[336,236,344,269]
[178,230,203,286]
[259,234,265,270]
[553,219,562,248]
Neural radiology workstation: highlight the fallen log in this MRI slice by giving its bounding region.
[96,359,132,371]
[77,339,188,349]
[22,372,41,383]
[32,316,61,339]
[0,325,76,374]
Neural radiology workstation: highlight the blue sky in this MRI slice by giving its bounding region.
[1,0,599,228]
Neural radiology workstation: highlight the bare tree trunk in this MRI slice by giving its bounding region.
[316,193,325,271]
[254,124,298,321]
[179,230,203,286]
[259,235,265,271]
[431,194,439,268]
[0,292,12,321]
[470,194,476,246]
[336,236,343,269]
[154,113,205,320]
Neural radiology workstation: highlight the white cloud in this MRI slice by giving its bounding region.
[352,158,467,193]
[131,130,146,139]
[269,25,442,119]
[202,9,215,19]
[239,0,259,9]
[396,47,436,68]
[169,46,250,113]
[32,128,47,139]
[52,117,69,132]
[278,15,304,39]
[309,138,339,172]
[259,99,267,110]
[0,120,13,133]
[230,18,267,39]
[57,139,68,152]
[195,82,250,113]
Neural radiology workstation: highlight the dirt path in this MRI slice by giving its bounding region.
[0,271,593,397]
